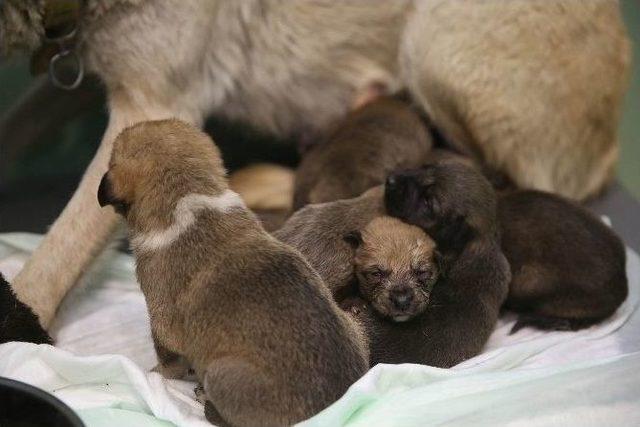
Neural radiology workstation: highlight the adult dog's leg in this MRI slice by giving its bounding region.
[401,0,630,200]
[10,89,195,329]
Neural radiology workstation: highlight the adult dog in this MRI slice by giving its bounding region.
[0,0,630,330]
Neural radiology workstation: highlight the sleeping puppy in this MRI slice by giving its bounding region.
[344,216,440,322]
[380,160,510,367]
[277,179,508,367]
[499,190,628,332]
[293,96,432,210]
[98,119,368,427]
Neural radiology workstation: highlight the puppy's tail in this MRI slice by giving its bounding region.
[203,357,303,427]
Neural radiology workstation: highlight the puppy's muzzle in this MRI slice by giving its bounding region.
[385,170,414,215]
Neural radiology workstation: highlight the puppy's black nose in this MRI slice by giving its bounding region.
[390,288,414,311]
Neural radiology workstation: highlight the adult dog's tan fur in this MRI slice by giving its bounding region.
[99,119,368,426]
[1,0,630,328]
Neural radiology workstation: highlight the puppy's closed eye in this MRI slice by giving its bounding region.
[366,268,389,281]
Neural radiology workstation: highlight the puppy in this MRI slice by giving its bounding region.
[499,190,628,332]
[381,160,510,367]
[98,119,368,427]
[0,273,51,345]
[293,96,432,210]
[344,216,440,322]
[274,186,385,296]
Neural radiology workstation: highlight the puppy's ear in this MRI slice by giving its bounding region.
[98,173,130,215]
[98,173,113,207]
[343,231,363,249]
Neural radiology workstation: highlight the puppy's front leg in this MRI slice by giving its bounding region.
[10,89,198,329]
[152,332,190,380]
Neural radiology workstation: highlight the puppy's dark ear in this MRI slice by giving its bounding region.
[98,173,113,207]
[343,231,363,249]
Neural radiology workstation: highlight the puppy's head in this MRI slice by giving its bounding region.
[98,119,226,223]
[384,160,496,254]
[345,216,440,322]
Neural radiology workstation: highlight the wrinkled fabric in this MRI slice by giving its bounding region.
[0,233,638,427]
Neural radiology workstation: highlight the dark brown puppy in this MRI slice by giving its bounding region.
[499,190,628,332]
[380,160,510,367]
[293,96,432,210]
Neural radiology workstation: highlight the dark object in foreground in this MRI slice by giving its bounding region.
[0,377,84,427]
[0,273,52,345]
[499,190,628,332]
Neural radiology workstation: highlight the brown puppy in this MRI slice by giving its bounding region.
[293,96,432,210]
[98,119,368,427]
[277,174,509,367]
[345,216,440,322]
[274,186,385,296]
[381,160,510,367]
[499,190,628,332]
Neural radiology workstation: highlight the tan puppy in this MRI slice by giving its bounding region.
[98,119,368,427]
[345,216,440,323]
[293,96,432,210]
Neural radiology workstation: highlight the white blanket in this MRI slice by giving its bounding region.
[0,232,639,427]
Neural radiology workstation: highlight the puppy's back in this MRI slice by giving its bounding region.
[294,97,432,209]
[499,190,628,331]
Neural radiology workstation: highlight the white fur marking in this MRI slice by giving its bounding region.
[394,315,410,322]
[132,190,245,252]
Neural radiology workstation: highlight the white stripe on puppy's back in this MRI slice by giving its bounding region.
[132,190,245,252]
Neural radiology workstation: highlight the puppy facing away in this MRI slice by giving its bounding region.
[499,190,628,332]
[381,160,510,367]
[98,119,368,427]
[293,96,432,210]
[344,216,440,322]
[274,186,385,296]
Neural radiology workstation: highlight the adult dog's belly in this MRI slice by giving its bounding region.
[82,0,411,137]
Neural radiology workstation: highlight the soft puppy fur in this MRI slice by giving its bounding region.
[293,96,432,210]
[499,190,628,332]
[381,160,510,367]
[274,186,385,297]
[345,216,440,322]
[98,119,368,427]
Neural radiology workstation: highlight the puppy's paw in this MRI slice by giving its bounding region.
[340,296,368,317]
